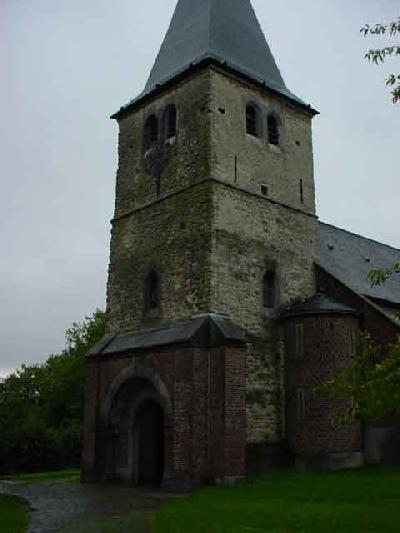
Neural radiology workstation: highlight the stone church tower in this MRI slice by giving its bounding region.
[82,0,325,488]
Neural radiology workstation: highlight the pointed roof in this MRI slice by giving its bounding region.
[113,0,314,118]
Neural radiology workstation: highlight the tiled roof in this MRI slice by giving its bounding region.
[319,222,400,306]
[281,292,358,319]
[87,314,246,357]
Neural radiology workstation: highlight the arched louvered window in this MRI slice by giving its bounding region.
[263,270,277,309]
[246,103,260,137]
[144,270,160,313]
[163,104,177,139]
[267,113,280,146]
[144,114,158,151]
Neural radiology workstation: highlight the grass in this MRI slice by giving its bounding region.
[0,495,28,532]
[60,511,151,533]
[4,468,80,484]
[155,468,400,532]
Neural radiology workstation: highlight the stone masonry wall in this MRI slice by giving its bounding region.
[207,68,319,444]
[106,65,320,447]
[210,181,319,443]
[107,70,216,333]
[209,67,316,215]
[107,182,213,333]
[114,70,212,219]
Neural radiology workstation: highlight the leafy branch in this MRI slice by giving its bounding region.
[368,261,400,287]
[317,334,400,425]
[361,18,400,103]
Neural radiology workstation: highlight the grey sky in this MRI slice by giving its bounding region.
[1,0,399,377]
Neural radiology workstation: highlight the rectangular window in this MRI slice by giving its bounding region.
[295,324,304,357]
[297,388,306,420]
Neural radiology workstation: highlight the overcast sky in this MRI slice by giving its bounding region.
[1,0,399,377]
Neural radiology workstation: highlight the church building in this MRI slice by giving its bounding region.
[82,0,400,489]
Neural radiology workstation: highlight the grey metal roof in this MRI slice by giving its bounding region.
[87,313,246,357]
[319,222,400,306]
[114,0,311,117]
[281,292,358,320]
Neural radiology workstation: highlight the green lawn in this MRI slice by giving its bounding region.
[0,495,28,533]
[155,468,400,532]
[5,468,80,484]
[60,511,151,533]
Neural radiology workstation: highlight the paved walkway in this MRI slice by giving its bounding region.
[0,480,176,532]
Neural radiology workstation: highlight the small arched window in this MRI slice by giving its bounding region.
[144,270,160,313]
[267,113,280,146]
[163,104,177,139]
[144,114,158,151]
[263,270,276,309]
[246,103,259,137]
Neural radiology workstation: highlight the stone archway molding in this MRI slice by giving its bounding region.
[101,359,173,427]
[100,359,173,486]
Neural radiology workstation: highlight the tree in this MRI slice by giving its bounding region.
[318,265,400,425]
[361,18,400,103]
[0,309,106,474]
[319,334,400,425]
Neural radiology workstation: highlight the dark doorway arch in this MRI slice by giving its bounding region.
[135,399,164,485]
[103,373,172,487]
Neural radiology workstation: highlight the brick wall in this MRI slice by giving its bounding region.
[82,342,246,487]
[284,315,361,459]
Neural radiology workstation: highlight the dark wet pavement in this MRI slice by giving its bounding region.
[0,480,176,532]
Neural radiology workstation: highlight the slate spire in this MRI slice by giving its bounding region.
[145,0,303,104]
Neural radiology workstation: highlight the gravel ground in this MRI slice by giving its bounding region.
[0,479,176,532]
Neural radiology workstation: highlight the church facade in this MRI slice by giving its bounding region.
[82,0,400,489]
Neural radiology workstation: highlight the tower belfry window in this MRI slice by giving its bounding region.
[163,104,177,139]
[267,114,280,146]
[144,114,158,151]
[246,104,260,137]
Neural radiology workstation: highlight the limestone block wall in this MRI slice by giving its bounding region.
[209,67,316,215]
[206,68,319,445]
[114,70,212,218]
[107,182,214,333]
[210,181,319,443]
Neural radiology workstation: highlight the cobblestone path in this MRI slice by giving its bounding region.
[0,480,176,532]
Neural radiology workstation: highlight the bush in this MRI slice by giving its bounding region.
[0,310,106,474]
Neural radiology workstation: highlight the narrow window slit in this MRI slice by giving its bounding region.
[300,179,304,204]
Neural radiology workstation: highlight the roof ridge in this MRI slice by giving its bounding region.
[319,220,400,254]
